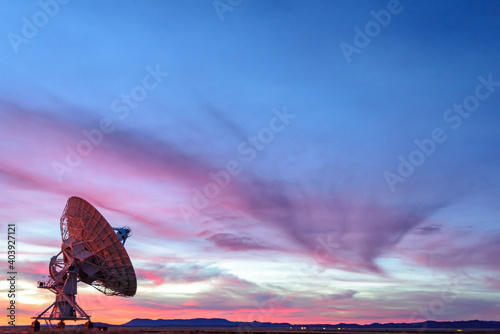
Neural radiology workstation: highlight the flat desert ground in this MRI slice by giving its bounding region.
[2,327,500,334]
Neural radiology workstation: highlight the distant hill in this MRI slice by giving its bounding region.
[122,318,500,329]
[123,318,291,328]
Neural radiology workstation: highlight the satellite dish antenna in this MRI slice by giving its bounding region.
[31,196,137,331]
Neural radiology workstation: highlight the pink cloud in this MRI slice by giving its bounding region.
[1,103,456,275]
[136,269,165,285]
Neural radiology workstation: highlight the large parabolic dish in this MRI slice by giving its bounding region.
[32,196,137,331]
[60,196,137,297]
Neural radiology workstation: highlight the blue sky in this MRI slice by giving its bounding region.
[1,0,500,325]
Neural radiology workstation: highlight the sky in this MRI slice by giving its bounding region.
[1,0,500,327]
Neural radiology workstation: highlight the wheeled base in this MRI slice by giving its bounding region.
[31,320,94,331]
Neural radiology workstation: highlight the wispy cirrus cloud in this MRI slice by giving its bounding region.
[0,102,463,275]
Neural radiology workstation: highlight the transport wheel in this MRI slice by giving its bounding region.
[30,320,40,332]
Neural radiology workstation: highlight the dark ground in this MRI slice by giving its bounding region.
[2,327,500,334]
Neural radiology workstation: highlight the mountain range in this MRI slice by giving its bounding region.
[121,318,500,329]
